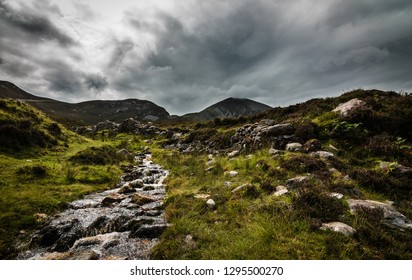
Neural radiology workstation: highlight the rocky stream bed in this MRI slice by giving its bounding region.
[19,153,169,260]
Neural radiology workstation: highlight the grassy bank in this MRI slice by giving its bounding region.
[151,148,412,259]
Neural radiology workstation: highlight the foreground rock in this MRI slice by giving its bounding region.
[347,199,412,229]
[320,222,356,237]
[19,153,169,260]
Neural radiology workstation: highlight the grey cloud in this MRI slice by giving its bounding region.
[45,61,84,94]
[84,73,108,93]
[1,0,412,115]
[108,40,134,71]
[0,1,74,46]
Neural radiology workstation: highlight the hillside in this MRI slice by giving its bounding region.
[183,97,272,121]
[0,81,170,125]
[1,88,411,260]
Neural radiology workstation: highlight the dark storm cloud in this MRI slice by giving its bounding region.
[84,73,108,93]
[0,1,75,46]
[1,0,412,114]
[116,0,412,113]
[45,60,84,94]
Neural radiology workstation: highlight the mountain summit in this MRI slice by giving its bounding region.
[183,97,271,121]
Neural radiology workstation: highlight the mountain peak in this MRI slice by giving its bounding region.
[183,97,272,121]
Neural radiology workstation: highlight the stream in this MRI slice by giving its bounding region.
[19,152,169,260]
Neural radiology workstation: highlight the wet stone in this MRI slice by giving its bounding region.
[19,154,169,260]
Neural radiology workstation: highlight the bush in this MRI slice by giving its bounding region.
[294,120,319,142]
[280,155,327,173]
[16,165,47,178]
[292,188,348,222]
[69,145,127,165]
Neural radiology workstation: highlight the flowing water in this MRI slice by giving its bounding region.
[19,153,169,260]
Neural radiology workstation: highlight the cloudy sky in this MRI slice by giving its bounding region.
[1,0,411,115]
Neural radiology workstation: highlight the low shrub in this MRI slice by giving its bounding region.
[292,188,348,222]
[69,145,128,165]
[16,165,47,178]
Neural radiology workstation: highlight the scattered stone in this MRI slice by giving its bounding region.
[184,235,196,249]
[285,176,309,189]
[224,181,232,187]
[303,139,322,152]
[268,148,281,155]
[347,199,412,229]
[311,151,334,159]
[286,142,302,152]
[129,180,144,189]
[206,199,216,209]
[194,194,211,200]
[118,184,137,194]
[131,224,168,238]
[101,195,124,206]
[228,150,240,158]
[225,171,239,177]
[142,186,155,191]
[328,192,344,199]
[273,185,288,196]
[320,222,356,237]
[332,98,368,117]
[231,184,249,193]
[131,193,156,206]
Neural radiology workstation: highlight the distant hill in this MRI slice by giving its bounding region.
[0,81,170,125]
[183,97,272,121]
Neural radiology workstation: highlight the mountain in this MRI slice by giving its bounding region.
[183,97,272,121]
[0,81,170,125]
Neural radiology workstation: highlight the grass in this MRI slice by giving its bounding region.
[150,144,412,259]
[0,138,130,258]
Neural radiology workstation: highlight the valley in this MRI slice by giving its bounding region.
[0,85,411,259]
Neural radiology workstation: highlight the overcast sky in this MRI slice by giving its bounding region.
[1,0,411,115]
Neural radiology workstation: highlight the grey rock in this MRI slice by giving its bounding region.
[286,142,302,152]
[347,199,412,229]
[206,199,216,209]
[311,151,334,159]
[273,185,288,196]
[286,176,309,189]
[231,184,249,193]
[320,222,356,237]
[332,98,368,117]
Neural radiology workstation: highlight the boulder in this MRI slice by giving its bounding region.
[286,142,302,152]
[264,123,294,136]
[273,185,288,197]
[118,184,137,194]
[320,222,356,237]
[131,193,156,206]
[347,199,412,229]
[101,195,124,206]
[332,98,368,117]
